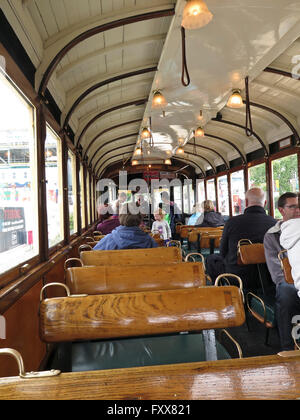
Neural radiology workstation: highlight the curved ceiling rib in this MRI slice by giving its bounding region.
[62,65,157,129]
[56,33,166,80]
[211,118,269,157]
[98,154,205,180]
[247,101,300,144]
[92,137,139,172]
[264,67,300,80]
[37,7,175,96]
[185,142,229,169]
[202,133,246,164]
[85,119,142,162]
[76,98,147,148]
[95,144,215,178]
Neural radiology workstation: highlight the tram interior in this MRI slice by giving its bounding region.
[0,0,300,399]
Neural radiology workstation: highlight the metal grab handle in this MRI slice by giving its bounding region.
[40,283,71,302]
[0,348,60,379]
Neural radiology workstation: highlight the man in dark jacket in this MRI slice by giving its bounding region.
[206,187,276,290]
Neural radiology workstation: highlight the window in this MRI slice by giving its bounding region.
[248,162,268,213]
[272,154,298,218]
[67,151,77,235]
[45,126,63,247]
[217,175,229,215]
[87,171,91,225]
[196,179,205,207]
[183,181,193,213]
[173,185,182,215]
[206,179,216,209]
[231,170,245,216]
[80,164,86,228]
[0,71,38,274]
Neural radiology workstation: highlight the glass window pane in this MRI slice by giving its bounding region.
[87,172,91,225]
[248,163,268,213]
[80,164,86,228]
[183,182,193,213]
[272,154,299,218]
[0,72,39,274]
[173,185,182,214]
[231,170,245,216]
[67,151,77,234]
[206,179,216,209]
[217,175,229,215]
[196,179,205,206]
[45,126,63,247]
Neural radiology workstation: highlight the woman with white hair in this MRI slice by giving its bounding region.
[195,200,224,227]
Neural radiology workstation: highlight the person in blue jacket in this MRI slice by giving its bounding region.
[94,204,158,250]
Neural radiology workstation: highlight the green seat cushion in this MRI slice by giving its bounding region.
[50,333,231,373]
[248,292,276,327]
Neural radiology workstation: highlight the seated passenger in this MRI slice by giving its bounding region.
[187,203,203,226]
[195,200,224,227]
[96,204,120,234]
[152,208,172,242]
[206,187,276,291]
[264,192,300,350]
[94,204,158,250]
[280,193,300,298]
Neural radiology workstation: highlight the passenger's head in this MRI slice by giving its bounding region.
[118,192,127,203]
[98,204,113,221]
[194,203,202,213]
[161,191,170,203]
[277,192,300,222]
[154,208,165,221]
[245,187,266,208]
[119,204,143,227]
[203,200,215,212]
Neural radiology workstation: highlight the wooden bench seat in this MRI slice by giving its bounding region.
[1,351,300,400]
[39,286,245,373]
[237,239,277,345]
[80,246,182,266]
[66,262,205,295]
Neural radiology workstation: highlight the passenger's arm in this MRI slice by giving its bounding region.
[263,233,285,285]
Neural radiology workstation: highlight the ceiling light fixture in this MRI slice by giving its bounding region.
[182,0,213,30]
[132,160,139,166]
[227,89,243,108]
[176,147,185,155]
[195,127,205,137]
[152,90,167,109]
[141,127,151,139]
[134,147,142,156]
[164,159,172,165]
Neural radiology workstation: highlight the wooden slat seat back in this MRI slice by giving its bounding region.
[65,262,205,295]
[39,286,245,343]
[180,226,223,241]
[188,231,222,248]
[80,246,182,266]
[237,241,265,265]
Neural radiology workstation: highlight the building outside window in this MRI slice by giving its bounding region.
[45,126,64,247]
[0,71,38,274]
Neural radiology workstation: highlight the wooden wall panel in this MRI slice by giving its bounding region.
[0,280,46,378]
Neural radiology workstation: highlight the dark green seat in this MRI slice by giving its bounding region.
[48,332,232,373]
[247,291,276,328]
